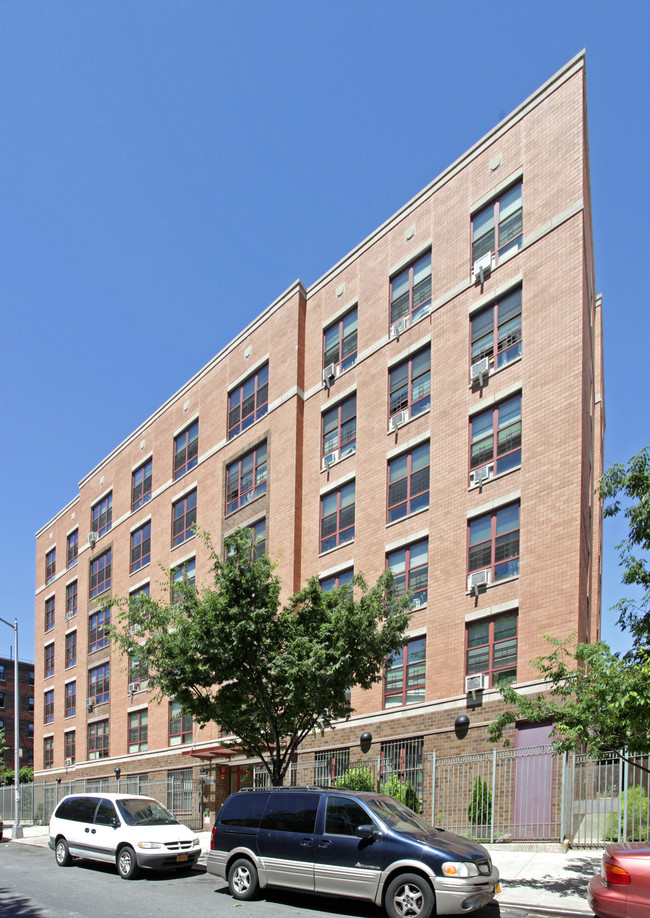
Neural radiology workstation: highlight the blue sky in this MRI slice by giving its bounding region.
[1,1,648,662]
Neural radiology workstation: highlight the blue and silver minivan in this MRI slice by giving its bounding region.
[207,787,499,917]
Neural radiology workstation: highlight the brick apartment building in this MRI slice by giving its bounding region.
[0,657,35,769]
[34,53,603,815]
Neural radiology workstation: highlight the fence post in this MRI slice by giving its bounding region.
[430,751,436,826]
[490,749,497,843]
[559,752,568,844]
[621,751,629,842]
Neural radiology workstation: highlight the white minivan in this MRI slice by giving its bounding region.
[49,792,200,879]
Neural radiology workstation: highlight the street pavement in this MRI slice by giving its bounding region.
[5,825,599,916]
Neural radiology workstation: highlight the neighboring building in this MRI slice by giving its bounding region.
[0,657,35,769]
[34,53,603,818]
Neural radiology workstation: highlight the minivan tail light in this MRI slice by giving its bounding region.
[602,860,631,886]
[210,825,217,850]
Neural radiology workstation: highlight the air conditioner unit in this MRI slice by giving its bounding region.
[129,623,141,634]
[470,463,494,487]
[128,682,140,694]
[85,698,94,710]
[88,531,99,546]
[473,251,493,283]
[465,673,488,693]
[322,363,337,389]
[64,758,72,768]
[65,611,75,621]
[467,569,491,594]
[470,356,490,385]
[322,450,339,471]
[389,409,409,433]
[390,315,410,341]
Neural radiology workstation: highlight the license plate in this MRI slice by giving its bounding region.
[495,883,501,895]
[177,854,189,862]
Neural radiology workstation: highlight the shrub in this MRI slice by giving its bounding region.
[332,764,376,792]
[380,773,422,814]
[467,776,492,829]
[605,785,650,842]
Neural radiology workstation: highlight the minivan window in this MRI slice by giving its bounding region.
[259,793,320,834]
[68,797,100,823]
[366,796,432,834]
[116,797,178,826]
[324,796,370,836]
[220,792,267,828]
[95,799,118,825]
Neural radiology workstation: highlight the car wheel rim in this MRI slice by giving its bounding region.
[393,883,424,918]
[233,866,250,893]
[119,850,132,874]
[56,843,65,863]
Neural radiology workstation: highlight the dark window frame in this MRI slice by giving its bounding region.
[322,395,356,464]
[65,681,76,717]
[45,596,55,632]
[466,611,518,687]
[228,364,269,440]
[390,251,432,326]
[44,689,54,724]
[45,548,56,584]
[88,608,110,654]
[472,181,523,267]
[64,730,75,764]
[320,482,355,553]
[471,287,522,373]
[387,442,430,523]
[88,720,109,760]
[226,442,267,514]
[468,503,520,584]
[128,709,148,753]
[174,421,199,480]
[387,538,428,610]
[389,348,431,423]
[67,530,78,568]
[88,663,110,705]
[323,306,358,374]
[89,549,111,598]
[172,490,197,548]
[65,631,77,669]
[43,736,54,769]
[44,643,55,680]
[470,394,522,481]
[132,458,153,510]
[130,521,151,573]
[66,581,78,619]
[169,701,193,746]
[91,493,112,538]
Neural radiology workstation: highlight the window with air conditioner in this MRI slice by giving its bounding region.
[470,394,521,485]
[472,181,522,271]
[389,347,430,428]
[468,503,520,585]
[324,307,357,376]
[390,252,431,326]
[471,287,522,376]
[466,611,517,688]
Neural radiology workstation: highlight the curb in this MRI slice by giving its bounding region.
[498,904,593,917]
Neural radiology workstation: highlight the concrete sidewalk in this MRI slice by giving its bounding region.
[5,826,599,916]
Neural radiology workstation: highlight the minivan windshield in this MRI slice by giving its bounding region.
[116,797,178,826]
[365,796,436,835]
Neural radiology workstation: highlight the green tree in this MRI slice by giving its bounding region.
[489,448,650,773]
[332,764,376,792]
[467,776,492,829]
[379,773,422,814]
[110,529,410,786]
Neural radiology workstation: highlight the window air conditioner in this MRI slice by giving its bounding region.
[467,568,491,593]
[470,463,494,487]
[64,758,72,767]
[465,673,488,693]
[470,356,490,385]
[88,531,99,546]
[322,363,337,389]
[390,315,410,341]
[128,682,140,694]
[389,409,409,433]
[322,450,339,471]
[85,698,94,710]
[129,624,141,634]
[65,611,75,621]
[473,251,493,283]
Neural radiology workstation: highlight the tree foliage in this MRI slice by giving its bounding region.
[109,529,410,786]
[490,448,650,771]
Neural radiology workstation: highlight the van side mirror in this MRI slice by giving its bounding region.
[110,816,120,829]
[356,824,381,840]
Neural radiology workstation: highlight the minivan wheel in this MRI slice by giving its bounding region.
[117,845,140,880]
[385,872,434,918]
[55,838,73,867]
[228,858,259,900]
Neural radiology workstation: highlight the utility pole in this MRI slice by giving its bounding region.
[0,616,23,838]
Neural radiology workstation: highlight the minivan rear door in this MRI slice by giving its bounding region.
[65,796,101,858]
[257,792,321,891]
[314,795,385,899]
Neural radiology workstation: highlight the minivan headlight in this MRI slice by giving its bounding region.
[442,861,479,878]
[137,841,163,849]
[192,837,200,847]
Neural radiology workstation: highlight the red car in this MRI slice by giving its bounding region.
[588,842,650,917]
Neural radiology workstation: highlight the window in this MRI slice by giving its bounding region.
[169,702,193,745]
[467,612,518,686]
[66,581,77,619]
[45,597,55,632]
[44,736,54,769]
[0,665,4,681]
[322,395,356,465]
[128,709,148,753]
[46,548,56,584]
[389,348,430,423]
[65,681,76,717]
[88,608,110,653]
[132,458,153,510]
[174,421,199,480]
[385,638,426,707]
[29,670,34,685]
[470,394,521,479]
[320,568,354,591]
[324,307,358,373]
[44,643,55,680]
[88,663,110,704]
[387,539,428,609]
[126,774,148,796]
[88,720,109,759]
[67,530,78,568]
[167,767,193,814]
[380,737,424,799]
[387,443,429,522]
[226,442,267,513]
[320,482,355,553]
[0,693,4,708]
[28,722,34,737]
[65,632,77,669]
[260,793,319,834]
[471,287,522,372]
[64,730,75,764]
[130,521,151,572]
[44,689,54,724]
[472,181,522,266]
[315,750,351,786]
[251,519,266,560]
[28,696,34,712]
[128,652,148,687]
[171,559,195,602]
[323,795,372,835]
[172,490,197,547]
[469,503,520,583]
[129,583,150,631]
[89,549,111,597]
[390,252,431,325]
[228,363,269,440]
[91,493,112,537]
